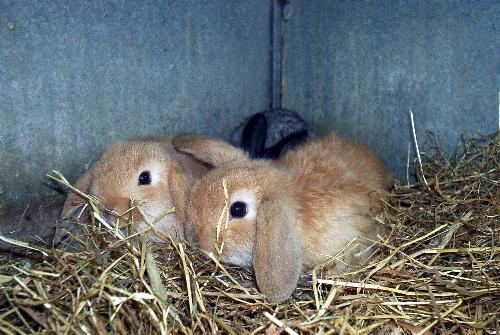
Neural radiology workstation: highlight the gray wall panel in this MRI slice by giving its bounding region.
[0,0,271,209]
[283,0,499,180]
[1,0,498,210]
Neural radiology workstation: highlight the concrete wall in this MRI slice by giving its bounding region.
[0,0,272,210]
[282,0,499,180]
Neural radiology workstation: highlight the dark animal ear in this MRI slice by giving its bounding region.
[241,113,268,159]
[54,169,93,244]
[263,129,309,159]
[253,194,302,303]
[173,133,247,167]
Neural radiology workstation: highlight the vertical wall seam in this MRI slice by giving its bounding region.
[271,0,284,110]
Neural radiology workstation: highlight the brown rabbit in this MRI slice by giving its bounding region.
[56,137,208,243]
[173,132,393,303]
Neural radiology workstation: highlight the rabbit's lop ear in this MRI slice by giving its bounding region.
[253,195,302,303]
[173,133,247,167]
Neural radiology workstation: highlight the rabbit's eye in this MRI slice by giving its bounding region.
[138,171,152,185]
[230,201,247,218]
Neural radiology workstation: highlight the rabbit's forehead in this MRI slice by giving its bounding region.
[201,169,258,195]
[230,189,256,203]
[104,142,166,163]
[97,145,169,174]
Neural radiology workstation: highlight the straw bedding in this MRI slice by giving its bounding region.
[0,133,498,334]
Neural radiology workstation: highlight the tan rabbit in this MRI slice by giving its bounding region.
[56,137,208,243]
[173,132,393,303]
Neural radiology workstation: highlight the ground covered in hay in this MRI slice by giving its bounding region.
[0,133,498,334]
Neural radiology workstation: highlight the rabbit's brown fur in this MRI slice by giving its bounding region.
[174,132,392,303]
[56,137,207,243]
